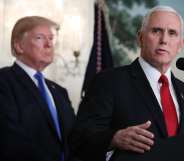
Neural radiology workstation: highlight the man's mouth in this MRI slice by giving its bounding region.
[155,49,169,55]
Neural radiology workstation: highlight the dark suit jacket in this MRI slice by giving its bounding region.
[70,58,184,161]
[0,63,76,161]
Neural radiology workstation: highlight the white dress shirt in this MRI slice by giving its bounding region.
[15,59,56,109]
[138,57,180,121]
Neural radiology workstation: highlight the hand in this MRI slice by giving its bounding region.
[111,121,154,153]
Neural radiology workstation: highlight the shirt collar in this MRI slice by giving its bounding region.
[138,57,172,84]
[15,59,37,80]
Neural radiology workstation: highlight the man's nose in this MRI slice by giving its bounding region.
[159,31,169,45]
[44,38,53,48]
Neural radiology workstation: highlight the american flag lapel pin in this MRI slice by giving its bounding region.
[180,93,184,100]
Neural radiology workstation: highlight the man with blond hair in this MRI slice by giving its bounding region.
[0,16,76,161]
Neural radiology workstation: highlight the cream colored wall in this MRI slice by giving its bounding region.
[0,0,95,113]
[45,0,96,113]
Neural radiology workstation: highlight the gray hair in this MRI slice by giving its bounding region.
[11,16,59,57]
[140,5,184,38]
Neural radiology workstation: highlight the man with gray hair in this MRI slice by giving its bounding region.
[70,5,184,161]
[0,16,76,161]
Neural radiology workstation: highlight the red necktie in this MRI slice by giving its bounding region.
[159,75,178,137]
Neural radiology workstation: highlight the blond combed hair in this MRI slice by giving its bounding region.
[11,16,59,57]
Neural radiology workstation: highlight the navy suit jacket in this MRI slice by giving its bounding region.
[0,63,75,161]
[70,58,184,161]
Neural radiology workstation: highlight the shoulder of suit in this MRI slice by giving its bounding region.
[174,76,184,86]
[96,64,130,79]
[0,66,12,74]
[90,65,131,90]
[0,66,15,80]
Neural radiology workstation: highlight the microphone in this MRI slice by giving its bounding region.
[176,58,184,71]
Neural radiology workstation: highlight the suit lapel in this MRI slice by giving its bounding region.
[171,75,184,134]
[130,59,167,137]
[12,63,60,140]
[46,81,67,144]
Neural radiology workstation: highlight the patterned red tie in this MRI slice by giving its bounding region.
[159,75,178,137]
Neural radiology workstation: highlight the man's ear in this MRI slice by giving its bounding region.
[177,38,184,53]
[181,38,184,51]
[137,30,143,47]
[13,40,24,54]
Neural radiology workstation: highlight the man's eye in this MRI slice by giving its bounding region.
[36,35,43,39]
[152,28,161,33]
[169,30,177,36]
